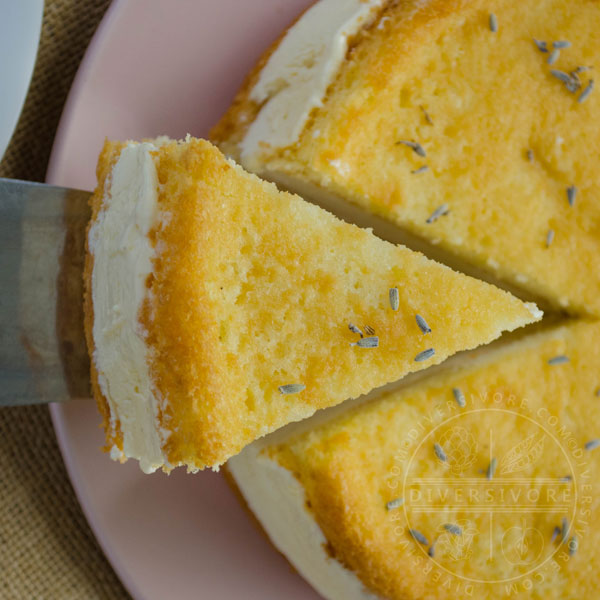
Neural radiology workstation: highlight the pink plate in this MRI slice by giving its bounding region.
[46,1,321,598]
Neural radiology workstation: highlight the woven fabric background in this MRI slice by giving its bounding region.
[0,1,130,598]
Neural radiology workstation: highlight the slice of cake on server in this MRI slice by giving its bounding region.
[84,136,540,472]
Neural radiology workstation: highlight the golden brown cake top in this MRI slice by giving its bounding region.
[270,320,600,599]
[213,0,600,317]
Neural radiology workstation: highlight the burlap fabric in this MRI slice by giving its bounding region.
[0,1,130,598]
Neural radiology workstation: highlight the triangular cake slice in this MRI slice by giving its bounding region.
[230,319,600,599]
[213,0,600,315]
[84,136,540,472]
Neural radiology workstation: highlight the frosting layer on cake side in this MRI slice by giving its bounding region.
[228,438,379,600]
[88,142,166,474]
[240,0,387,171]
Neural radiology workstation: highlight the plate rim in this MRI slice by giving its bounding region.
[46,1,148,598]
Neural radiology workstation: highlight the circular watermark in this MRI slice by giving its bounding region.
[386,397,588,592]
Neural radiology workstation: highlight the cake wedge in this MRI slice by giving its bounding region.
[230,319,600,600]
[84,136,541,473]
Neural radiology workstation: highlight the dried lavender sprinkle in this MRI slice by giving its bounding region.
[527,149,534,162]
[389,287,400,311]
[550,69,572,84]
[411,165,429,175]
[578,79,594,103]
[567,185,577,207]
[559,475,573,482]
[409,529,429,545]
[413,143,426,157]
[553,40,571,49]
[548,355,569,365]
[353,336,379,348]
[397,140,427,157]
[568,536,578,556]
[386,497,404,511]
[566,71,582,93]
[348,323,363,337]
[546,229,555,248]
[595,387,600,397]
[489,13,498,33]
[428,543,436,558]
[562,517,569,542]
[486,457,497,480]
[551,526,561,543]
[416,314,432,334]
[415,348,435,362]
[585,439,600,451]
[426,203,449,224]
[279,384,306,395]
[420,105,434,125]
[434,443,447,462]
[547,48,560,65]
[533,39,548,53]
[444,523,462,535]
[453,387,466,407]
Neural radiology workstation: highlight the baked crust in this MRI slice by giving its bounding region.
[212,0,600,317]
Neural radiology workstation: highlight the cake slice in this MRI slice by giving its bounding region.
[229,319,600,600]
[84,136,540,473]
[213,0,600,316]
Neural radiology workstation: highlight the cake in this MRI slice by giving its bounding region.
[212,0,600,316]
[83,136,539,472]
[229,319,600,599]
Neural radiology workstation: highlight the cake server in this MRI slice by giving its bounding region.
[0,177,91,405]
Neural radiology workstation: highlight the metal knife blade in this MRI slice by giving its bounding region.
[0,178,91,405]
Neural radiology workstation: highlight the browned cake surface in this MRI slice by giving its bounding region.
[269,320,600,599]
[213,0,600,317]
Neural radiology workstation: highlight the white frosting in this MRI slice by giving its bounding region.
[228,439,379,600]
[89,142,166,474]
[240,0,387,171]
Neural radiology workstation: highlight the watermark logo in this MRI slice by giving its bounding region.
[436,519,477,561]
[501,520,544,566]
[387,398,589,593]
[437,426,478,475]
